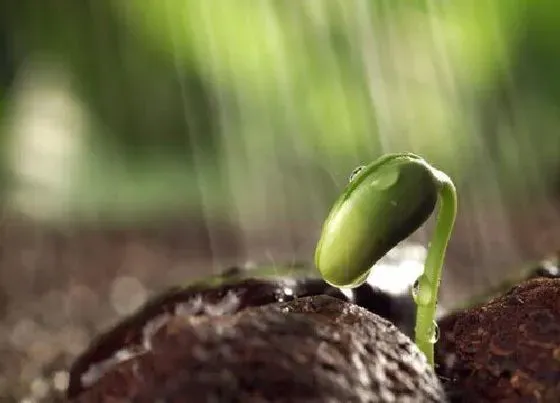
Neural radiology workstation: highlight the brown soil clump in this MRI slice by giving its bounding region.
[437,277,560,402]
[70,295,445,402]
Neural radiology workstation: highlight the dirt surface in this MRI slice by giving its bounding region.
[70,295,446,403]
[0,213,422,401]
[436,277,560,402]
[0,195,559,401]
[0,214,244,401]
[65,277,341,398]
[66,272,419,399]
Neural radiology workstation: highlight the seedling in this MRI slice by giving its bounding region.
[314,153,457,366]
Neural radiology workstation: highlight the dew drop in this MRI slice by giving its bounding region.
[412,275,432,306]
[412,279,419,298]
[348,165,365,182]
[430,321,440,343]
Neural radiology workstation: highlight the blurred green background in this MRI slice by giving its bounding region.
[1,0,559,224]
[2,0,560,296]
[2,0,560,400]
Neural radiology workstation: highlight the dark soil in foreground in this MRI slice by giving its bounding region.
[436,277,560,402]
[1,198,559,401]
[66,270,422,401]
[65,266,560,402]
[70,296,444,402]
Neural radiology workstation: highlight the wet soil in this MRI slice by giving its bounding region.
[65,269,419,400]
[1,197,560,401]
[436,277,560,402]
[69,295,445,402]
[66,263,560,402]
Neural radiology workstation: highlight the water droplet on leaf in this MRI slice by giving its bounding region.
[412,279,419,297]
[430,321,440,343]
[348,165,365,182]
[412,275,432,306]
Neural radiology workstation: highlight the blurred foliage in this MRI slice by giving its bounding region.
[0,0,559,224]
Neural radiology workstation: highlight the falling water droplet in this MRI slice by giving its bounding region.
[412,275,432,306]
[430,321,440,343]
[348,165,365,182]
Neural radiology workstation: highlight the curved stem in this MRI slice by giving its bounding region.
[414,174,457,366]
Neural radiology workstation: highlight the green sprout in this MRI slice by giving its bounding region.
[314,153,457,366]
